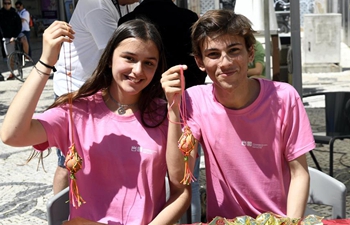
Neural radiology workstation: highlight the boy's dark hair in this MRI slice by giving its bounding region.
[191,9,256,59]
[15,1,22,6]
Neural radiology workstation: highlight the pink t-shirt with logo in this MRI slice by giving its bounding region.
[185,79,315,221]
[34,91,168,225]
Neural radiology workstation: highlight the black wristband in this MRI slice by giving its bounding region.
[34,65,51,76]
[39,60,57,72]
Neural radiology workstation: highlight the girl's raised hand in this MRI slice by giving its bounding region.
[40,21,75,68]
[161,65,187,107]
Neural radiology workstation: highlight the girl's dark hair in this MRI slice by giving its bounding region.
[191,9,256,59]
[50,19,167,128]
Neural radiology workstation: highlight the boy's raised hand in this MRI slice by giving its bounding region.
[161,65,187,108]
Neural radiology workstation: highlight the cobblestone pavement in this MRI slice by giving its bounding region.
[1,36,350,224]
[0,37,57,225]
[0,79,56,225]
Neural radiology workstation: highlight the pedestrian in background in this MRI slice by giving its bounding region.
[119,1,207,221]
[0,1,16,61]
[15,1,31,57]
[0,0,22,80]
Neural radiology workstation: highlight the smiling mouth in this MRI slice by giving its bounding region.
[220,70,236,76]
[126,76,141,83]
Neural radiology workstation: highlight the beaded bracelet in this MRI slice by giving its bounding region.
[34,65,51,76]
[38,60,57,72]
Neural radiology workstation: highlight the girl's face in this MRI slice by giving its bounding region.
[110,37,159,101]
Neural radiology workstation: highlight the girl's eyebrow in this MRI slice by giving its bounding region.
[121,51,158,61]
[121,51,136,55]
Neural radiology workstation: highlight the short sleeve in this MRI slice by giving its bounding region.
[33,106,70,152]
[282,88,315,161]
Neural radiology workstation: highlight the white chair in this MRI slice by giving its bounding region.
[305,167,347,219]
[46,187,69,225]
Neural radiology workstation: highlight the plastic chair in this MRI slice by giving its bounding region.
[46,187,69,225]
[305,167,347,219]
[303,91,350,176]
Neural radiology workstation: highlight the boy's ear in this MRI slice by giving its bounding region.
[194,56,206,72]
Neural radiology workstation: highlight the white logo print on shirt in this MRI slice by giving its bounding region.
[241,141,267,149]
[131,146,157,155]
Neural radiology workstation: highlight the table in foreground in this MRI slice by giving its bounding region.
[182,219,350,225]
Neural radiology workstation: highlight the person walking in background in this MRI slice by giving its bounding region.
[161,10,315,221]
[0,1,16,61]
[1,19,191,225]
[15,1,31,57]
[119,1,207,221]
[52,0,139,195]
[0,0,22,80]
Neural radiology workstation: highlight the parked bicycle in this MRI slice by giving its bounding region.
[3,37,34,82]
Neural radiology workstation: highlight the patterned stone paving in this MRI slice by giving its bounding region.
[0,77,55,225]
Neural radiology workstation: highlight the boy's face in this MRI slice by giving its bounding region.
[195,34,254,90]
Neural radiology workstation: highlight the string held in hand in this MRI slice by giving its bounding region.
[63,41,85,208]
[175,66,196,185]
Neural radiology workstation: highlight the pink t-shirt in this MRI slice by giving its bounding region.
[185,79,315,221]
[34,91,168,225]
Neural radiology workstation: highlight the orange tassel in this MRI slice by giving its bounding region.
[65,144,85,208]
[178,125,196,185]
[170,67,196,185]
[69,173,85,208]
